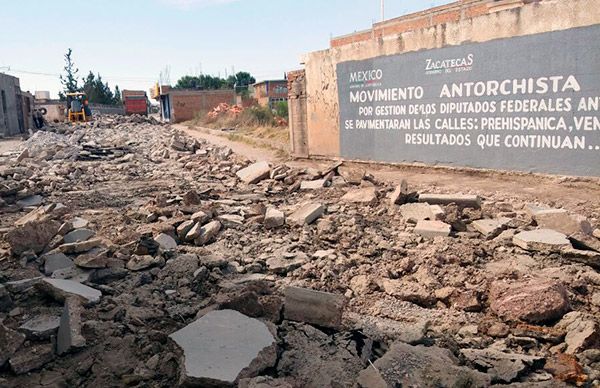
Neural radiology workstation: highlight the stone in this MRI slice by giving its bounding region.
[533,209,592,236]
[461,348,544,384]
[191,210,211,224]
[18,315,60,340]
[37,278,102,304]
[399,203,434,222]
[9,344,54,375]
[154,233,178,250]
[593,229,600,239]
[544,353,587,386]
[59,239,102,254]
[288,203,324,225]
[194,220,222,246]
[57,297,86,355]
[63,228,95,244]
[513,229,571,252]
[557,312,599,354]
[413,220,451,238]
[473,218,510,239]
[177,220,195,239]
[349,275,375,295]
[358,342,489,387]
[0,324,25,366]
[490,279,570,323]
[345,312,429,345]
[6,218,60,255]
[389,179,409,206]
[561,247,600,269]
[264,208,284,229]
[341,187,377,204]
[300,179,328,190]
[43,252,74,275]
[283,286,347,329]
[169,310,276,386]
[337,166,365,185]
[236,161,271,184]
[418,193,481,208]
[127,254,165,271]
[16,148,29,162]
[570,232,600,252]
[73,249,108,269]
[381,279,435,307]
[218,214,244,228]
[71,217,89,229]
[16,194,43,208]
[266,255,307,275]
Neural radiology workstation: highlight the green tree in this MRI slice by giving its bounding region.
[59,48,80,100]
[174,71,256,92]
[113,85,122,105]
[81,72,118,105]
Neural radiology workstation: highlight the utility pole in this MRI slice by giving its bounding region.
[381,0,385,21]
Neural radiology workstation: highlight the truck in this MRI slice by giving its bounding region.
[122,90,148,116]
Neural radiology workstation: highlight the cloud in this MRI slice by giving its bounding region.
[160,0,240,9]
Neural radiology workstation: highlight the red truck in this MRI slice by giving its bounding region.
[122,90,148,116]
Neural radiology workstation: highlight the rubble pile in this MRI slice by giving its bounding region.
[206,103,244,120]
[0,116,599,387]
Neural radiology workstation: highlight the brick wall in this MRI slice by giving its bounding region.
[169,90,236,123]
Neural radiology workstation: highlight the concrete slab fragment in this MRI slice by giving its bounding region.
[513,229,571,252]
[236,161,271,184]
[154,233,178,250]
[37,278,101,304]
[264,208,285,229]
[472,218,510,239]
[283,286,347,329]
[18,315,60,340]
[288,203,324,225]
[63,228,95,244]
[300,179,328,190]
[57,297,86,355]
[399,203,434,222]
[413,220,451,238]
[419,194,481,208]
[341,187,377,204]
[43,252,74,276]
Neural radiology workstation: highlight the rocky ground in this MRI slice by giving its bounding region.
[0,115,599,388]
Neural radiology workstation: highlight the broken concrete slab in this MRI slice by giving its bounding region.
[37,278,102,304]
[6,218,60,255]
[570,232,600,253]
[177,220,195,239]
[169,310,276,386]
[490,279,570,323]
[283,286,346,329]
[0,324,25,366]
[16,194,43,208]
[236,161,271,184]
[561,247,600,269]
[399,203,434,222]
[63,228,95,244]
[43,252,74,276]
[264,208,284,229]
[473,217,510,239]
[345,312,429,345]
[341,187,377,204]
[59,239,102,254]
[18,315,60,340]
[154,233,178,250]
[127,254,165,271]
[461,348,544,384]
[194,220,222,246]
[413,220,451,238]
[288,203,324,225]
[389,179,409,206]
[218,214,244,228]
[9,344,54,375]
[533,209,592,236]
[513,229,572,252]
[557,312,600,354]
[57,297,86,355]
[358,342,490,387]
[337,166,365,185]
[300,179,328,190]
[418,193,481,208]
[266,255,307,275]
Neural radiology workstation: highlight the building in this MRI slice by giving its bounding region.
[0,73,33,137]
[289,0,600,177]
[252,80,288,109]
[153,85,236,123]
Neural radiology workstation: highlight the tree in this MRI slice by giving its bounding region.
[59,48,80,100]
[231,72,256,90]
[81,72,118,106]
[174,71,256,92]
[113,85,122,105]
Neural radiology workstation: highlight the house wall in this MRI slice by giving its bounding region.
[0,74,23,137]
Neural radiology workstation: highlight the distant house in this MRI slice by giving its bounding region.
[152,85,236,123]
[0,73,33,137]
[251,80,288,110]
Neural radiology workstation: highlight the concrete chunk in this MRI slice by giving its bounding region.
[534,209,592,236]
[399,203,434,222]
[264,208,285,229]
[288,203,324,225]
[37,278,102,304]
[19,315,60,340]
[59,239,102,254]
[389,180,409,206]
[9,344,54,375]
[154,233,178,250]
[472,218,510,239]
[194,220,222,246]
[237,161,271,184]
[413,220,451,238]
[57,297,86,355]
[513,229,571,252]
[63,228,95,244]
[43,252,74,276]
[300,179,328,190]
[419,193,481,208]
[283,286,347,329]
[341,187,377,204]
[169,310,276,386]
[6,218,60,255]
[593,229,600,239]
[0,324,25,366]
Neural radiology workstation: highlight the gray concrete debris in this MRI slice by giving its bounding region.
[513,229,572,252]
[9,344,55,375]
[127,254,165,271]
[557,312,600,354]
[18,315,60,340]
[418,193,482,208]
[37,278,102,304]
[288,203,324,225]
[389,179,409,206]
[413,220,451,238]
[357,342,490,387]
[57,297,86,355]
[570,232,600,253]
[43,252,74,276]
[154,233,178,250]
[283,286,346,329]
[63,228,95,244]
[399,203,435,222]
[472,217,510,239]
[194,220,222,245]
[266,254,307,275]
[16,194,43,208]
[59,239,102,254]
[533,208,592,236]
[461,348,544,384]
[0,324,25,366]
[337,166,365,185]
[341,187,377,204]
[6,218,61,255]
[169,310,276,386]
[300,179,328,190]
[264,208,285,229]
[236,161,271,184]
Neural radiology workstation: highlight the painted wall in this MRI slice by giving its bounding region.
[0,74,23,137]
[303,0,600,176]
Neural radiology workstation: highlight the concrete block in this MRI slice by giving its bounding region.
[288,203,324,225]
[154,233,178,250]
[43,252,74,276]
[399,203,434,222]
[37,278,102,304]
[472,218,510,239]
[389,179,409,206]
[413,220,451,238]
[18,315,60,340]
[57,297,86,355]
[419,194,481,208]
[300,179,328,190]
[237,161,271,184]
[513,229,571,252]
[534,209,592,236]
[264,208,285,229]
[341,187,377,203]
[283,286,347,329]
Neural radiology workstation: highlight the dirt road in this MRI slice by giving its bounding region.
[0,138,22,154]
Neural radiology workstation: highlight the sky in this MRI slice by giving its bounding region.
[0,0,452,98]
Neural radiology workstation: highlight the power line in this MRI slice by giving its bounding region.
[0,66,156,82]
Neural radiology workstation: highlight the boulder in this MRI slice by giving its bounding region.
[169,310,276,386]
[490,279,570,323]
[283,286,347,329]
[513,229,571,252]
[236,161,271,184]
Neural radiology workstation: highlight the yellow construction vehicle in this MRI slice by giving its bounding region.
[66,92,92,123]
